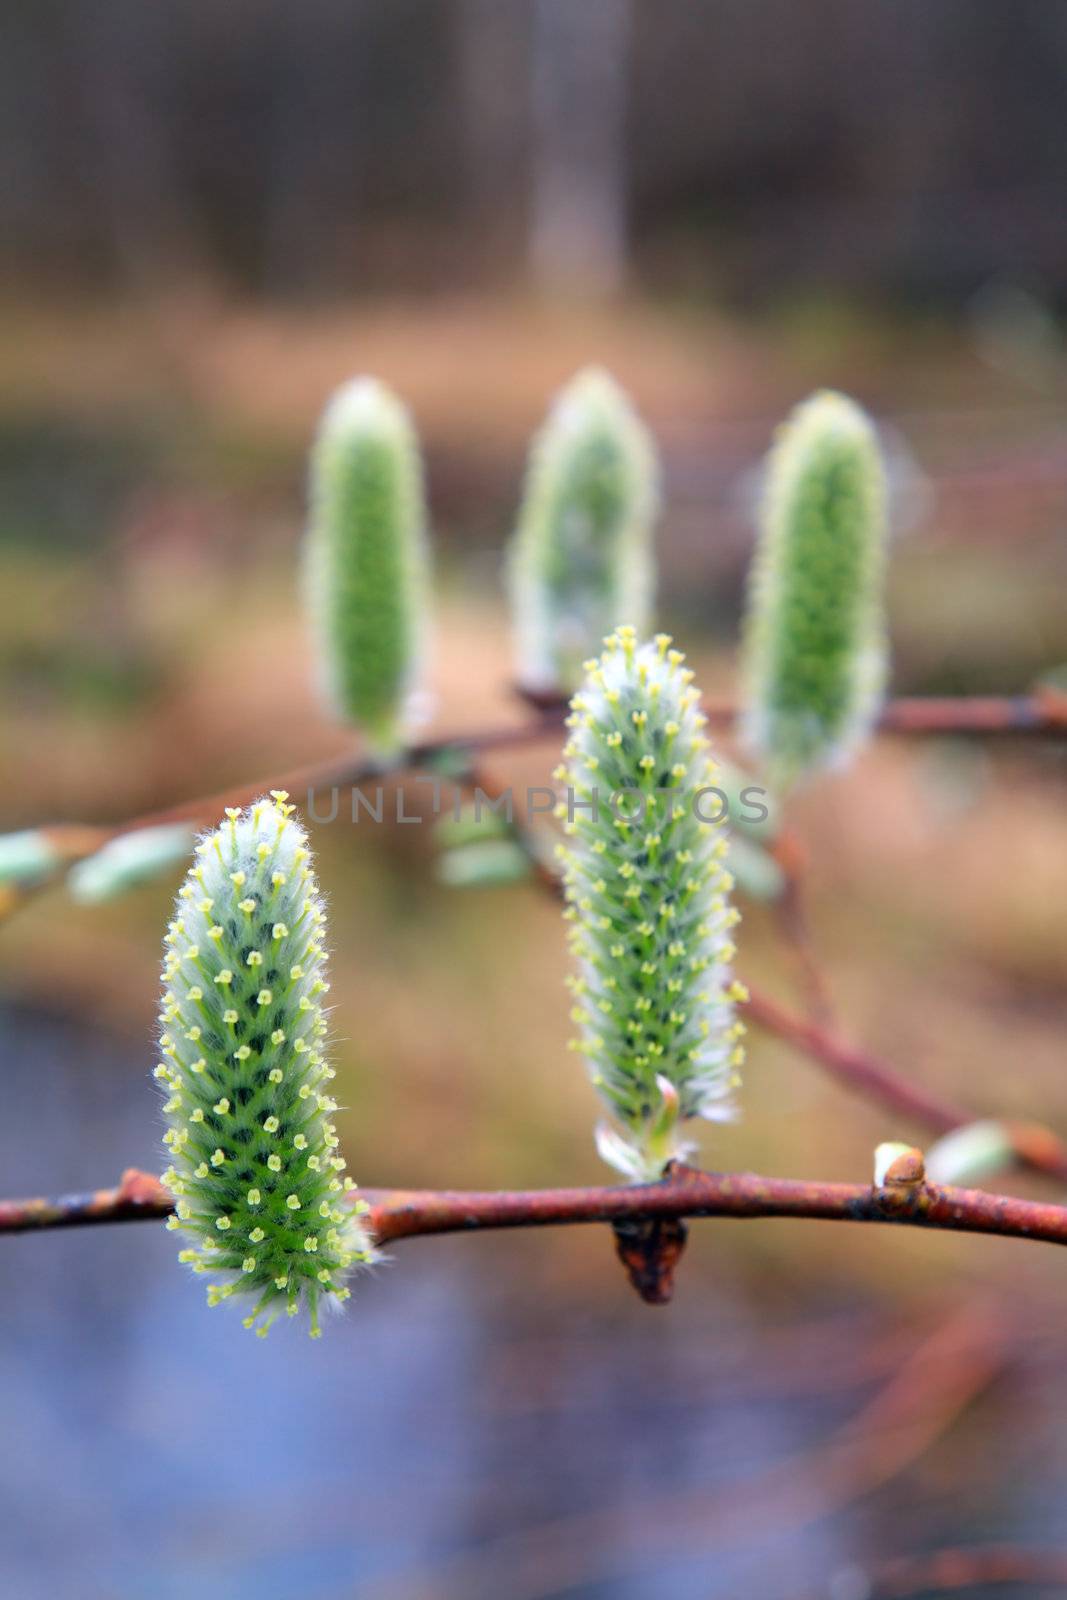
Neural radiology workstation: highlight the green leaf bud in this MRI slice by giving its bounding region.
[925,1121,1015,1187]
[68,824,194,903]
[436,838,533,889]
[724,833,786,902]
[0,829,62,887]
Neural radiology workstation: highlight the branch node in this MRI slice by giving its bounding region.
[873,1146,928,1217]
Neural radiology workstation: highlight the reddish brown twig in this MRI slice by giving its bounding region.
[364,1167,1067,1250]
[10,1163,1067,1260]
[743,987,967,1135]
[703,689,1067,737]
[741,987,1067,1185]
[0,1167,172,1231]
[769,845,837,1024]
[854,1545,1067,1597]
[518,684,1067,737]
[878,686,1067,736]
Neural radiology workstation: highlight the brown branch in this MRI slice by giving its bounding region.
[10,1162,1067,1256]
[519,685,1067,737]
[0,1167,173,1231]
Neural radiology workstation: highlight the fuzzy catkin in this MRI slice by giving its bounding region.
[508,368,659,694]
[305,377,429,758]
[557,628,746,1181]
[741,390,888,790]
[157,793,375,1337]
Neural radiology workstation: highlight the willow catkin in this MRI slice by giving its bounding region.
[508,369,659,695]
[305,377,429,758]
[742,390,888,790]
[157,793,375,1337]
[557,628,745,1181]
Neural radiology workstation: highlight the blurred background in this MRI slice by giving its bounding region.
[2,3,1067,1596]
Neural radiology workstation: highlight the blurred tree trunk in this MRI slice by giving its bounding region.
[68,0,198,292]
[263,0,364,298]
[458,0,528,274]
[529,0,631,296]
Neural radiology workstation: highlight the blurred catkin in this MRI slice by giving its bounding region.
[741,390,888,790]
[508,368,659,694]
[157,793,375,1337]
[306,378,429,758]
[557,628,745,1181]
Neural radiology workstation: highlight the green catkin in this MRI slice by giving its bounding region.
[741,390,889,791]
[157,792,376,1338]
[508,368,659,695]
[557,627,746,1181]
[305,377,429,759]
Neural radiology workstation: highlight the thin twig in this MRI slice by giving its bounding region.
[741,987,1067,1185]
[742,988,968,1136]
[844,1546,1067,1598]
[33,712,568,859]
[706,690,1067,737]
[8,1163,1067,1253]
[878,688,1067,736]
[21,685,1067,871]
[518,685,1067,737]
[769,846,837,1024]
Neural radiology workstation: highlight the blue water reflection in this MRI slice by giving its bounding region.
[0,1004,1052,1600]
